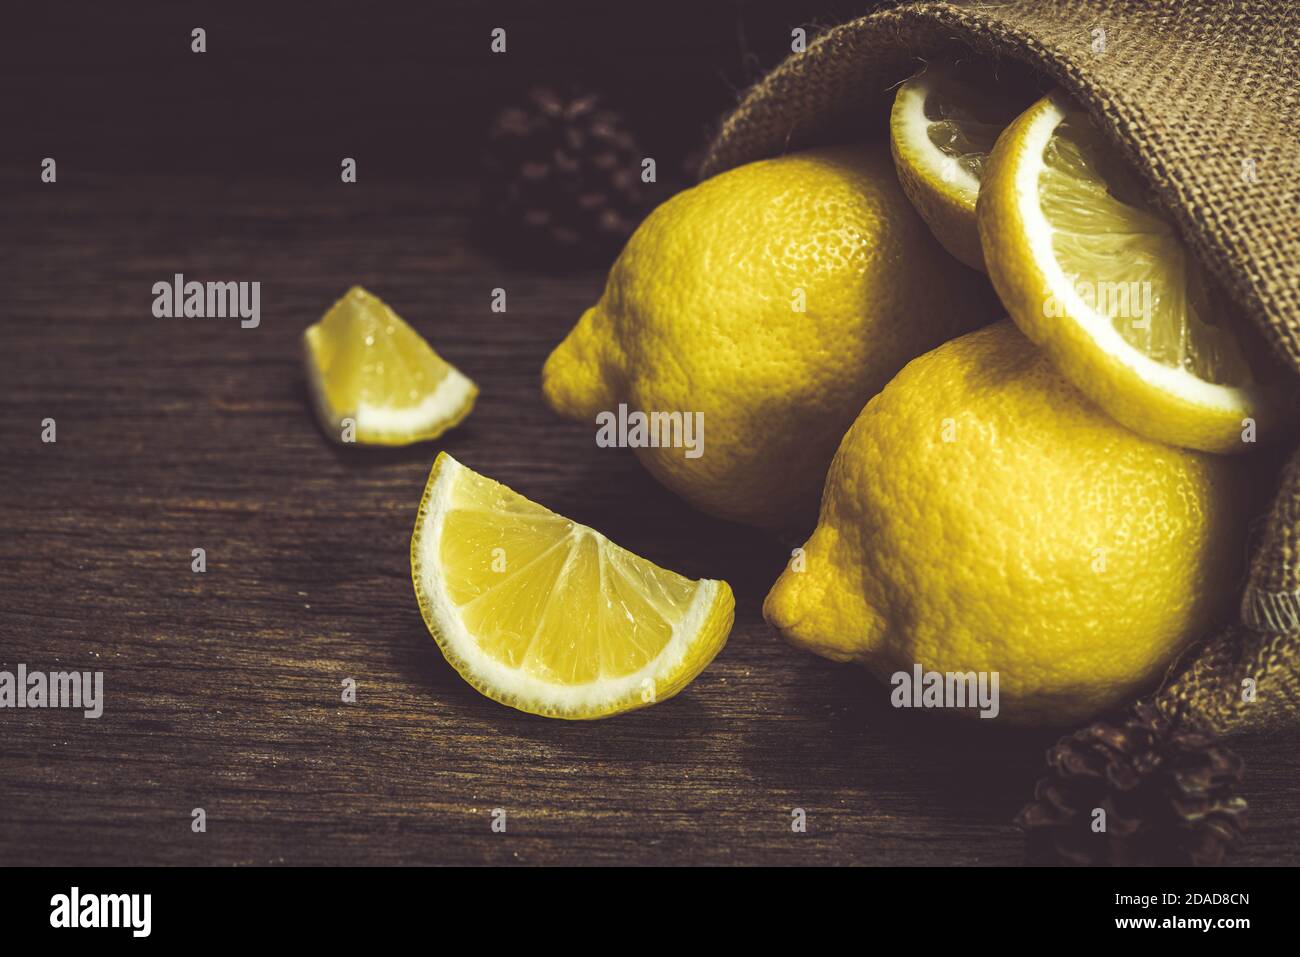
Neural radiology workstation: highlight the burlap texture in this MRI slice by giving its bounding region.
[1158,445,1300,734]
[704,0,1300,733]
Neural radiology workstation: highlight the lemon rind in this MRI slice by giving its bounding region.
[410,453,734,719]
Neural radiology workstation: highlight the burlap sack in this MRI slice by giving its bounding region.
[704,0,1300,734]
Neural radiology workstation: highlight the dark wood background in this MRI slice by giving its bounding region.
[3,1,1298,867]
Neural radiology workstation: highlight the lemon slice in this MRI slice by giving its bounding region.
[410,453,735,718]
[979,92,1292,453]
[889,65,1028,271]
[303,286,477,445]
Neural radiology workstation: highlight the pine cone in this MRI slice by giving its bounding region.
[482,86,653,264]
[1017,702,1247,865]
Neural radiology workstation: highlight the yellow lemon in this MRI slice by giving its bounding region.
[411,453,734,718]
[764,321,1261,725]
[303,286,477,445]
[542,145,998,531]
[979,92,1294,453]
[889,64,1028,271]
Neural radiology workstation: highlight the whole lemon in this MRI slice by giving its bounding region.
[542,145,997,530]
[764,321,1261,725]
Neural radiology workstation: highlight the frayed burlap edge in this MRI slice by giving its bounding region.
[1156,445,1300,734]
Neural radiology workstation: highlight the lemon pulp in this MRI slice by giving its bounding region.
[303,286,477,445]
[1041,115,1256,386]
[919,70,1022,189]
[411,454,734,718]
[978,93,1293,452]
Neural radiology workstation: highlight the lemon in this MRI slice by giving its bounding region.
[543,145,997,531]
[411,453,734,718]
[979,91,1293,453]
[303,286,477,445]
[889,64,1027,271]
[764,321,1259,725]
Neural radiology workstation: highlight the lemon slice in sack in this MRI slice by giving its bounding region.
[978,92,1291,453]
[889,64,1028,270]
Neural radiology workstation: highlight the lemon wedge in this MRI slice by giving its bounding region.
[410,453,735,718]
[889,64,1028,271]
[303,286,477,445]
[979,92,1292,453]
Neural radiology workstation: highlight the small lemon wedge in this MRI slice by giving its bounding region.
[411,453,735,718]
[978,92,1292,453]
[889,64,1028,271]
[303,286,477,445]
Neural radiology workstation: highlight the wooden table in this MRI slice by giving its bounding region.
[2,170,1297,866]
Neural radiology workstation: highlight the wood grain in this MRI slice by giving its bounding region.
[1,171,1297,866]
